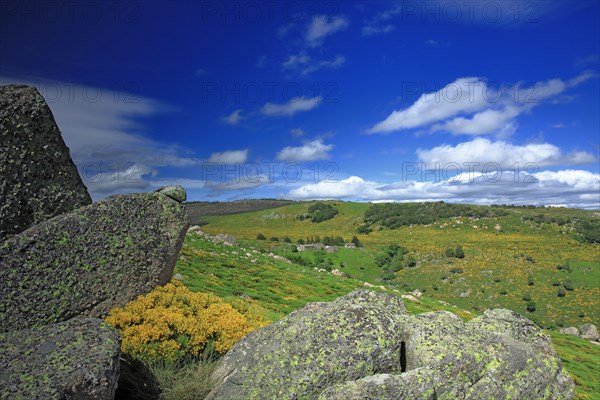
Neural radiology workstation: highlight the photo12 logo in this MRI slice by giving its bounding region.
[400,162,540,183]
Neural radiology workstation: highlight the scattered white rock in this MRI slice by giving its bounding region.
[273,255,292,264]
[173,273,185,281]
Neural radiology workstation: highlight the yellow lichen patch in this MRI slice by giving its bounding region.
[105,281,269,363]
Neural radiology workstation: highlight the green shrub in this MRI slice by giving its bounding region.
[526,301,536,312]
[450,267,464,274]
[256,233,266,240]
[269,236,279,242]
[357,225,372,234]
[445,248,455,258]
[557,287,566,297]
[522,293,532,301]
[304,203,338,223]
[283,236,291,243]
[454,245,465,259]
[527,275,534,286]
[563,280,574,291]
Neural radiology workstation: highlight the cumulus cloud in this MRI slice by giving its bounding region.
[222,109,244,125]
[431,106,520,136]
[417,138,598,169]
[207,149,249,164]
[306,15,349,47]
[368,72,596,136]
[276,139,334,162]
[286,170,600,209]
[367,77,489,133]
[261,96,321,117]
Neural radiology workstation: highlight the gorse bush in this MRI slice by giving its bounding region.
[105,281,269,364]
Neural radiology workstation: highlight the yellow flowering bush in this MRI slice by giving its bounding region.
[105,281,269,363]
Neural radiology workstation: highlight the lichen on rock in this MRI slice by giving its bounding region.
[0,190,190,333]
[0,316,121,400]
[0,84,92,242]
[207,289,575,400]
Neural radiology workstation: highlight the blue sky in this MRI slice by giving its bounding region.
[1,0,599,208]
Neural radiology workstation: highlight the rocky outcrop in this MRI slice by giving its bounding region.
[560,324,600,342]
[560,326,580,336]
[0,316,121,399]
[207,290,574,400]
[0,187,190,333]
[156,185,186,203]
[0,84,91,242]
[578,323,599,341]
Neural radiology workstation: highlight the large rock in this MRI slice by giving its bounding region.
[559,326,580,336]
[0,188,189,333]
[0,84,91,242]
[207,290,574,400]
[0,316,120,399]
[578,323,599,341]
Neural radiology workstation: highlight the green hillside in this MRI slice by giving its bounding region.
[175,226,599,399]
[198,201,600,329]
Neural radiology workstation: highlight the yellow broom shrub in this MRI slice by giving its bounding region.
[105,281,269,363]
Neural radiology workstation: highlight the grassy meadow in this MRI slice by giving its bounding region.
[174,200,600,399]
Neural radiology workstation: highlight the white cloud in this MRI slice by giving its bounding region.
[0,76,204,199]
[431,106,520,136]
[362,5,401,37]
[286,170,600,209]
[261,96,321,117]
[306,15,349,47]
[361,24,395,36]
[207,149,249,164]
[368,72,596,136]
[276,139,334,162]
[301,55,346,75]
[282,52,311,69]
[425,39,439,47]
[367,77,489,133]
[416,138,598,169]
[222,109,244,125]
[291,128,305,137]
[282,52,346,75]
[549,123,566,129]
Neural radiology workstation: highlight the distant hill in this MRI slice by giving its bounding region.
[186,199,297,225]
